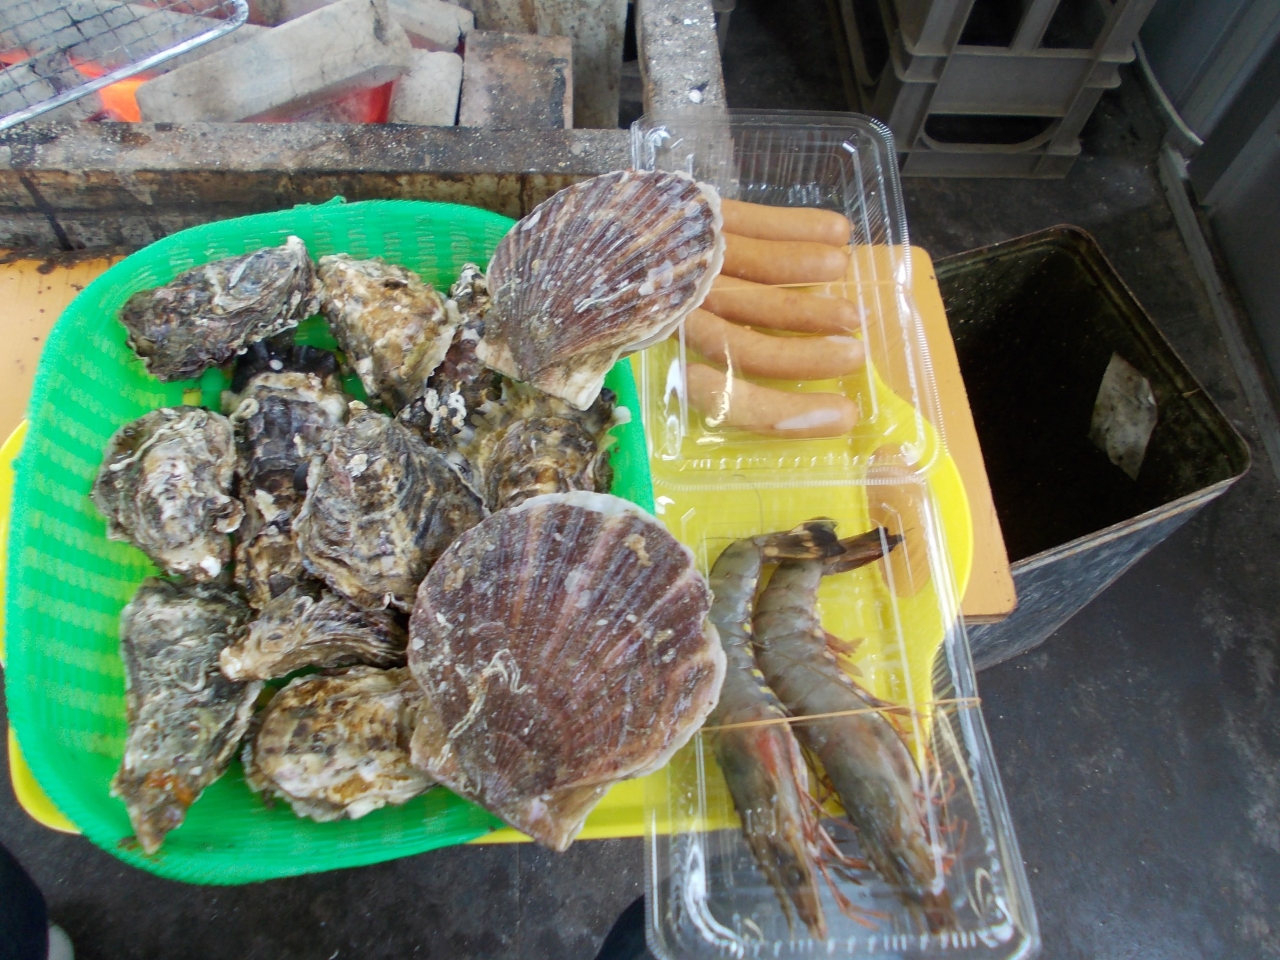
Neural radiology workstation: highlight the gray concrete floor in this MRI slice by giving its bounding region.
[909,93,1280,960]
[3,1,1279,957]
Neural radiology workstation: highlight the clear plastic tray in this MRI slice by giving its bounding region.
[632,112,1039,959]
[631,111,943,483]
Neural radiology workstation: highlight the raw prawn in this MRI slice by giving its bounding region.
[704,522,843,939]
[752,522,955,933]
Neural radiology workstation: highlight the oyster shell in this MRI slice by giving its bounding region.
[91,406,243,581]
[461,381,621,510]
[227,342,349,608]
[295,405,485,611]
[476,171,724,410]
[119,236,319,382]
[111,578,261,853]
[244,666,432,822]
[407,491,724,851]
[450,262,491,321]
[219,584,408,681]
[396,265,501,449]
[474,418,606,510]
[317,255,459,411]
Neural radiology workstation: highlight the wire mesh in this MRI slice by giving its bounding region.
[0,0,247,128]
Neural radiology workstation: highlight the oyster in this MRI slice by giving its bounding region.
[219,584,408,681]
[92,406,243,581]
[476,171,724,410]
[111,578,260,853]
[244,666,432,822]
[295,405,485,611]
[317,255,459,411]
[119,237,319,382]
[450,262,491,323]
[407,491,725,851]
[396,264,501,449]
[226,341,349,608]
[461,381,621,510]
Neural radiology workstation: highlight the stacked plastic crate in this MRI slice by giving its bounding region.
[839,0,1159,176]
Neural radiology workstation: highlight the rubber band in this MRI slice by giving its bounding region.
[701,696,981,732]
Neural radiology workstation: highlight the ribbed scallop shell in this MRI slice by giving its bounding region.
[244,666,431,822]
[407,492,724,851]
[294,405,485,611]
[476,171,724,410]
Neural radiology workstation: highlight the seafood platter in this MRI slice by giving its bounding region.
[3,111,1037,958]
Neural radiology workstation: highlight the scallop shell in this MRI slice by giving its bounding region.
[317,255,459,411]
[119,236,319,382]
[295,405,485,611]
[244,666,432,822]
[476,171,724,410]
[219,584,408,681]
[227,343,349,609]
[407,491,724,851]
[111,578,260,853]
[91,406,244,581]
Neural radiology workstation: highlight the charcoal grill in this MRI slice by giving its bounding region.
[0,0,247,130]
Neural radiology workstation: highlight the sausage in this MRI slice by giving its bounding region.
[720,233,850,285]
[702,275,861,334]
[685,363,859,439]
[683,308,865,381]
[866,453,931,597]
[720,198,851,247]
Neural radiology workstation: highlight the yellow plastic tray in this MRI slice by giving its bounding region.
[1,420,77,833]
[3,406,969,843]
[2,283,973,845]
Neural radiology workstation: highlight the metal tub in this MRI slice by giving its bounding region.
[936,225,1250,670]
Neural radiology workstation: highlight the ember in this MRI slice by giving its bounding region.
[70,59,152,121]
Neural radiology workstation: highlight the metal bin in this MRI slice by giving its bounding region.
[936,225,1250,669]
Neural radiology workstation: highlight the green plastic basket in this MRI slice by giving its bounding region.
[4,198,655,884]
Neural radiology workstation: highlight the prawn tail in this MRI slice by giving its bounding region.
[824,527,903,574]
[754,519,844,561]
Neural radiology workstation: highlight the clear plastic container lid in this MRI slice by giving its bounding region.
[632,112,1039,960]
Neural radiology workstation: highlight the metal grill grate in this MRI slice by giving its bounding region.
[0,0,247,129]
